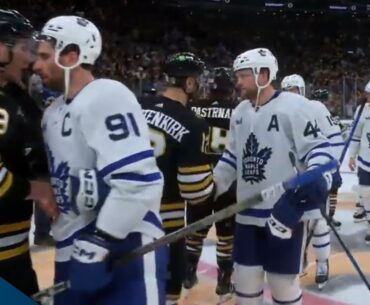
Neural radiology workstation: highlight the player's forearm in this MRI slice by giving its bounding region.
[348,141,360,159]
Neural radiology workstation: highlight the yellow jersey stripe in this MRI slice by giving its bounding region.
[218,235,234,241]
[0,220,31,234]
[0,242,29,261]
[178,174,213,193]
[163,219,185,229]
[178,164,211,174]
[217,245,233,250]
[0,171,13,198]
[160,202,184,212]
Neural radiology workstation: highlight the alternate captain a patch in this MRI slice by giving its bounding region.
[242,133,272,184]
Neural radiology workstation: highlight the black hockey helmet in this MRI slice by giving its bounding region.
[311,88,329,102]
[211,67,234,92]
[0,10,34,48]
[164,52,205,78]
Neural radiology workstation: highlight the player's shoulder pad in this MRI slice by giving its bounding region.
[184,107,209,134]
[78,78,138,110]
[231,99,252,120]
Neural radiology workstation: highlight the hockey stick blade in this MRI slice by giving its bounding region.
[32,160,337,303]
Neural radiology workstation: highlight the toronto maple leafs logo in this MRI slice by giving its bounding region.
[242,133,272,184]
[45,145,71,214]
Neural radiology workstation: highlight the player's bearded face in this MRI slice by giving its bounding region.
[235,69,258,100]
[33,41,64,91]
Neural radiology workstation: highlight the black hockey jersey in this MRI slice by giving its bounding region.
[140,95,214,232]
[191,98,237,205]
[0,83,48,262]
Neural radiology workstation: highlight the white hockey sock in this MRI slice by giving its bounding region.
[312,219,330,262]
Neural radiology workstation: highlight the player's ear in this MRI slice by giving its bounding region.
[185,76,194,93]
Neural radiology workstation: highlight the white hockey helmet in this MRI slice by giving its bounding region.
[233,48,278,89]
[40,16,102,95]
[365,80,370,93]
[281,74,305,96]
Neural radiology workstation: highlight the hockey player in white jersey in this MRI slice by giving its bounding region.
[348,80,370,244]
[281,74,344,289]
[214,48,334,305]
[33,16,167,305]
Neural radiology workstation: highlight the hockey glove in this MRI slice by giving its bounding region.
[69,232,131,292]
[295,171,331,208]
[69,169,110,215]
[267,189,304,239]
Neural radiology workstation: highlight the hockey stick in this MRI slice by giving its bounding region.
[32,160,337,303]
[321,209,370,291]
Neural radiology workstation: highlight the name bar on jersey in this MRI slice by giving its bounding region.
[191,106,233,119]
[143,109,189,142]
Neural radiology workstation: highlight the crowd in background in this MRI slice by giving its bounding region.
[5,0,370,117]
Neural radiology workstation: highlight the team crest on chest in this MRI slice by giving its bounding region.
[242,133,272,184]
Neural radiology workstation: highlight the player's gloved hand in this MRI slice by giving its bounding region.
[331,169,342,189]
[69,232,126,292]
[295,171,331,207]
[69,169,110,215]
[267,189,304,239]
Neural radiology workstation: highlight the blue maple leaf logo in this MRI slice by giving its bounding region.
[242,133,272,184]
[45,145,71,214]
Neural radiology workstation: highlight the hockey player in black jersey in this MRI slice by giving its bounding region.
[0,10,56,296]
[140,52,214,305]
[185,67,237,303]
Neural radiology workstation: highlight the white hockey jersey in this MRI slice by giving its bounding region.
[348,103,370,171]
[214,91,334,227]
[42,79,164,262]
[309,100,344,161]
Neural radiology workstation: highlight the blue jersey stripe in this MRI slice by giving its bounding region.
[220,157,237,169]
[239,208,272,218]
[327,132,341,139]
[111,172,162,182]
[358,156,370,167]
[300,142,331,162]
[307,152,333,163]
[99,150,155,177]
[225,149,236,160]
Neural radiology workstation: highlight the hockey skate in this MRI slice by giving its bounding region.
[183,264,198,290]
[330,217,342,229]
[216,269,234,304]
[315,260,329,290]
[353,204,366,223]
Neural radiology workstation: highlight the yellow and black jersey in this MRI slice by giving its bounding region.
[191,98,238,206]
[0,83,48,262]
[140,95,214,231]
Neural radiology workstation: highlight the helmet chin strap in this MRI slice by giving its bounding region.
[54,48,81,98]
[254,70,272,110]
